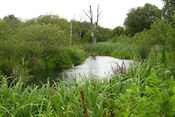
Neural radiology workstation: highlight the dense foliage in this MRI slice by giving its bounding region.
[162,0,175,22]
[0,15,87,82]
[112,26,125,37]
[124,3,161,36]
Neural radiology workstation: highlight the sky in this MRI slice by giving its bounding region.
[0,0,164,29]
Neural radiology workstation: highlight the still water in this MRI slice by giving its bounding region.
[30,56,133,84]
[60,56,133,81]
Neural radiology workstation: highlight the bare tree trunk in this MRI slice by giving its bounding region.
[70,20,72,48]
[79,17,83,40]
[93,26,96,45]
[93,5,100,45]
[89,6,95,44]
[79,30,82,40]
[84,5,101,46]
[93,22,98,45]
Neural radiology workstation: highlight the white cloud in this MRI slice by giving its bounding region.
[0,0,164,29]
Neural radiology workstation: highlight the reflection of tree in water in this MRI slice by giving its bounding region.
[88,56,97,75]
[91,56,96,60]
[58,56,133,81]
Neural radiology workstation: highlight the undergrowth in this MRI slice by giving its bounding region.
[0,60,175,116]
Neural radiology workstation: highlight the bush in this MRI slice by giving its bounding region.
[0,58,15,76]
[27,57,46,71]
[56,48,87,69]
[66,48,87,65]
[56,49,72,69]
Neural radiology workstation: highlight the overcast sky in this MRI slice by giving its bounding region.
[0,0,164,29]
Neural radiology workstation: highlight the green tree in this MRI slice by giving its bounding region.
[150,20,172,48]
[3,15,21,31]
[162,0,175,22]
[97,27,112,42]
[82,30,91,42]
[112,26,125,36]
[26,15,69,31]
[150,19,173,65]
[169,13,175,50]
[124,3,161,36]
[15,24,69,50]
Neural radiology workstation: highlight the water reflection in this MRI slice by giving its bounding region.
[60,56,133,80]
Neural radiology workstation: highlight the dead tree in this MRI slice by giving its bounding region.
[70,20,72,48]
[84,5,101,45]
[79,17,83,40]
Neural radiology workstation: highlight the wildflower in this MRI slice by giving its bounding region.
[113,66,119,74]
[121,62,125,73]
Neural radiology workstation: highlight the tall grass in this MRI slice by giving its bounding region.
[83,42,140,59]
[0,60,175,116]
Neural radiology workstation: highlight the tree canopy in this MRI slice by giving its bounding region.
[112,26,125,36]
[162,0,175,22]
[124,3,161,36]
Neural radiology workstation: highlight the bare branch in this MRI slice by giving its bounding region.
[97,11,102,18]
[83,10,91,20]
[96,4,102,26]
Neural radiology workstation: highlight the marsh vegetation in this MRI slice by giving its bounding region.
[1,0,175,116]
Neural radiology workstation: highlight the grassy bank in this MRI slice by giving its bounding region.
[0,59,175,116]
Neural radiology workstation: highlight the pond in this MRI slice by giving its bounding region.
[30,56,133,84]
[60,56,133,81]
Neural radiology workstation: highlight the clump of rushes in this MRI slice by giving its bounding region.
[0,60,175,116]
